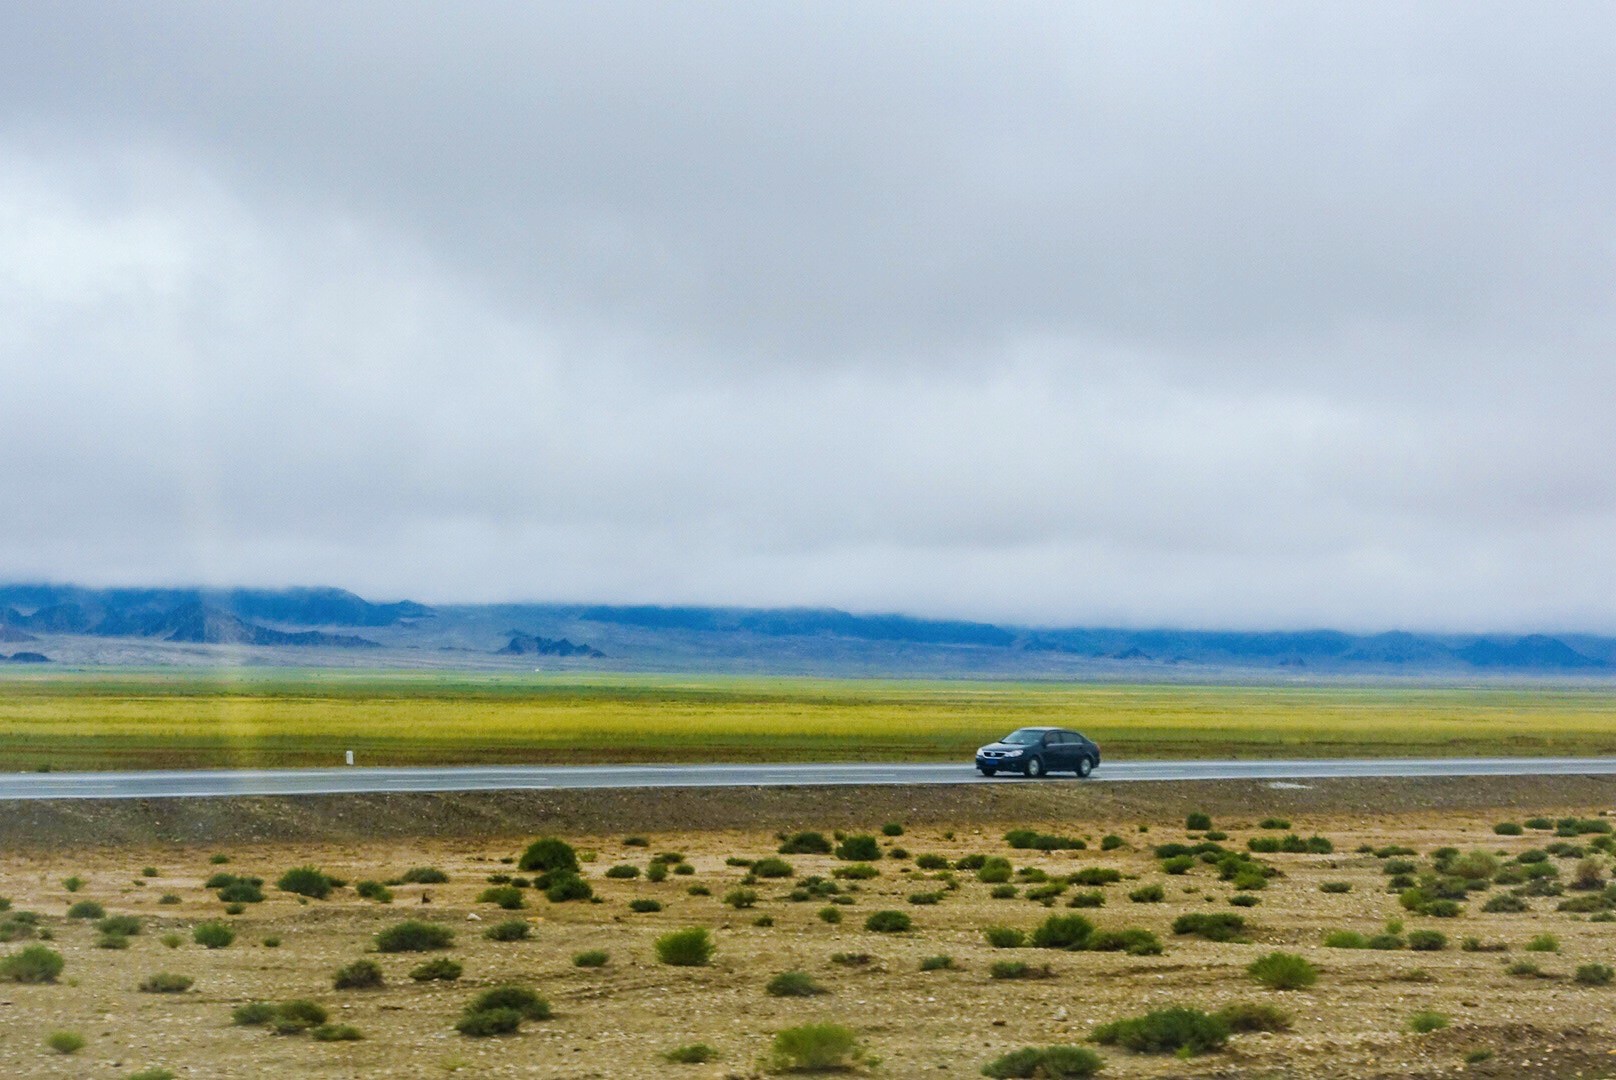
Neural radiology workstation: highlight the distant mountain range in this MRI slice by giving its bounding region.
[0,583,1612,676]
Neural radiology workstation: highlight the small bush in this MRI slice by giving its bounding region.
[478,885,526,910]
[1320,881,1351,894]
[193,922,235,949]
[908,890,944,905]
[766,970,827,997]
[1482,894,1529,913]
[1086,928,1163,956]
[1259,817,1291,830]
[1408,1011,1449,1034]
[276,866,336,900]
[1525,933,1560,953]
[66,900,104,919]
[1324,930,1368,949]
[355,880,393,903]
[864,910,912,933]
[128,1070,176,1080]
[573,950,609,968]
[882,822,904,836]
[818,906,842,924]
[1069,868,1122,887]
[631,898,665,913]
[374,920,453,952]
[1506,960,1546,977]
[1172,912,1247,942]
[1215,1002,1292,1033]
[665,1042,718,1063]
[1494,822,1523,835]
[779,831,832,855]
[484,919,531,942]
[159,933,182,948]
[138,972,193,993]
[1091,1006,1230,1055]
[920,954,956,971]
[46,1031,85,1054]
[985,926,1027,948]
[1575,962,1615,986]
[209,853,230,864]
[332,959,384,989]
[455,1007,522,1037]
[1186,812,1212,831]
[982,1045,1105,1078]
[655,927,714,966]
[722,887,758,909]
[769,1023,864,1072]
[990,960,1054,980]
[409,957,462,982]
[217,879,265,904]
[543,873,593,903]
[916,854,950,870]
[231,1002,276,1026]
[977,857,1013,884]
[468,985,552,1020]
[1247,952,1318,990]
[1128,884,1164,904]
[401,866,449,884]
[1407,930,1447,952]
[830,951,872,966]
[751,856,794,878]
[312,1023,362,1042]
[604,864,641,880]
[835,835,882,861]
[271,1000,328,1035]
[518,837,578,874]
[833,863,879,880]
[1031,914,1093,950]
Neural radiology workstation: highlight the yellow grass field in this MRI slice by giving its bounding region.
[2,670,1615,771]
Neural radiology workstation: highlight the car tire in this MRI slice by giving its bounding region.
[1023,756,1044,779]
[978,767,996,777]
[1076,756,1094,778]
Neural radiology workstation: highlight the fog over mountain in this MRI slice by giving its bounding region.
[2,4,1614,631]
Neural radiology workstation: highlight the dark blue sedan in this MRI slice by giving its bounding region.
[975,726,1101,778]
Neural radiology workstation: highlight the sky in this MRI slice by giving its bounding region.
[1,3,1614,631]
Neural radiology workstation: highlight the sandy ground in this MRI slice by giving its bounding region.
[1,782,1615,1078]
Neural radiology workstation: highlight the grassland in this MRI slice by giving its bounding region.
[2,670,1615,771]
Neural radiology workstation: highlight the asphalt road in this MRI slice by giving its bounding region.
[3,757,1616,801]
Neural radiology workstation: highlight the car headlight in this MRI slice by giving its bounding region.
[1006,749,1023,757]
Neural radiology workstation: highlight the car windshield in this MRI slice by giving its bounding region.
[1000,729,1046,745]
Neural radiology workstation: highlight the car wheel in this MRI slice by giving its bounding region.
[1076,756,1094,778]
[1023,756,1044,779]
[978,767,996,777]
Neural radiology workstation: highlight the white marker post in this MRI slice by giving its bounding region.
[345,750,354,766]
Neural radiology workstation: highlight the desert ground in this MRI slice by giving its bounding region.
[3,779,1615,1079]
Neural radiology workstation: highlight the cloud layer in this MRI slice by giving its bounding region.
[2,3,1614,630]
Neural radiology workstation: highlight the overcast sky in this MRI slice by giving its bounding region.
[2,3,1613,631]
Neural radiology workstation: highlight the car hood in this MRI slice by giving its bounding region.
[977,742,1028,753]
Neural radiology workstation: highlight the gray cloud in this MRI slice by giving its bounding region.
[1,2,1614,630]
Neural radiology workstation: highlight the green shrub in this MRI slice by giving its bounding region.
[276,866,335,899]
[1367,933,1405,950]
[374,920,453,952]
[209,853,230,864]
[1408,1011,1449,1034]
[468,985,552,1020]
[1091,1006,1230,1055]
[1259,817,1291,830]
[977,857,1013,884]
[982,1046,1104,1078]
[1128,884,1164,904]
[46,1031,85,1054]
[65,899,104,919]
[985,926,1027,948]
[1172,912,1247,942]
[722,887,758,909]
[1407,930,1447,952]
[664,1043,718,1063]
[908,890,944,905]
[779,831,832,855]
[1086,928,1163,956]
[1030,914,1093,950]
[332,959,384,989]
[864,910,912,933]
[312,1023,362,1042]
[1069,868,1122,887]
[1320,881,1351,894]
[990,960,1054,980]
[128,1070,177,1080]
[401,867,449,884]
[518,837,578,874]
[920,954,956,971]
[1214,1002,1292,1032]
[652,862,676,881]
[766,970,827,997]
[882,822,904,836]
[630,898,664,913]
[604,863,641,880]
[138,972,193,993]
[193,922,234,949]
[768,1022,864,1072]
[1161,855,1196,876]
[573,950,609,968]
[655,927,715,966]
[62,876,84,893]
[623,835,650,847]
[1247,952,1317,990]
[543,873,593,902]
[475,885,524,910]
[916,854,950,870]
[1004,830,1086,851]
[1575,962,1615,986]
[1186,812,1212,831]
[484,919,531,941]
[752,857,794,879]
[1526,933,1560,953]
[455,1007,522,1037]
[835,835,882,861]
[1324,930,1368,949]
[159,933,182,948]
[1449,851,1501,881]
[1065,890,1103,909]
[217,879,265,904]
[409,957,462,982]
[272,999,329,1035]
[231,1002,276,1025]
[818,906,842,924]
[833,863,879,880]
[830,951,872,966]
[1506,960,1546,977]
[1494,822,1523,836]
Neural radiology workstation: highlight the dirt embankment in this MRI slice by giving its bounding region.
[6,774,1616,850]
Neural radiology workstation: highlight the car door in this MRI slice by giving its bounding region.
[1043,731,1070,770]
